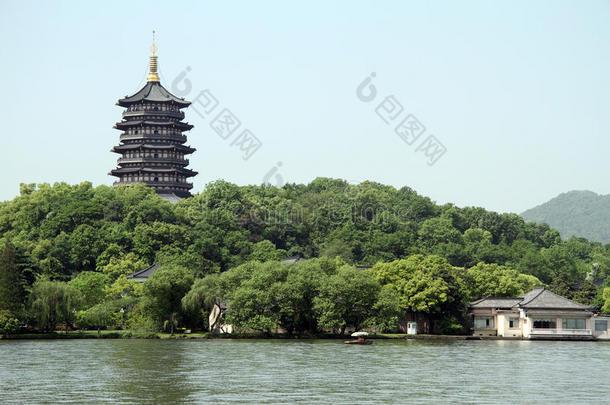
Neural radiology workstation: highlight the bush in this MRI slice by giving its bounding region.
[126,308,158,332]
[0,310,20,336]
[76,302,120,332]
[438,316,464,335]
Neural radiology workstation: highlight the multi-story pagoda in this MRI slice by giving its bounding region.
[110,32,197,200]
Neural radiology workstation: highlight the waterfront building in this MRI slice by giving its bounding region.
[470,287,610,340]
[109,32,197,201]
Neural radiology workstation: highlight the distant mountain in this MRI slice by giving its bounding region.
[521,190,610,244]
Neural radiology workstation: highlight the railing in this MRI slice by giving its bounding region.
[119,133,187,142]
[117,157,189,165]
[531,328,592,336]
[122,110,185,119]
[113,180,193,189]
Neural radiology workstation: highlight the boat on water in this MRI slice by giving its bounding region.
[344,331,372,344]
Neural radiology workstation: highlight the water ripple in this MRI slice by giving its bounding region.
[1,339,609,404]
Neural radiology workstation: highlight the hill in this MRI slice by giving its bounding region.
[1,179,608,289]
[2,180,609,333]
[521,190,610,244]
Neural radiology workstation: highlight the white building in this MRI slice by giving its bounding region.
[469,287,610,340]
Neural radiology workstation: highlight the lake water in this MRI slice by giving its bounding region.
[1,339,609,404]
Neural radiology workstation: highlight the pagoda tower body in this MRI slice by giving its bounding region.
[109,34,197,200]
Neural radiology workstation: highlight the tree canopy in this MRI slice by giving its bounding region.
[1,179,609,333]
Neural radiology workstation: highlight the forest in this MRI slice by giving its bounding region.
[1,179,609,336]
[521,190,610,244]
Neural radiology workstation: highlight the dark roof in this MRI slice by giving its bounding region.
[118,82,190,107]
[112,144,195,153]
[470,287,593,311]
[470,297,523,309]
[126,264,159,280]
[110,167,198,176]
[517,287,593,310]
[282,256,305,263]
[158,192,190,203]
[114,120,193,131]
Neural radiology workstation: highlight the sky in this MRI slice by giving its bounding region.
[0,0,609,214]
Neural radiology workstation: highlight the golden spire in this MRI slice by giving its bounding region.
[147,30,160,82]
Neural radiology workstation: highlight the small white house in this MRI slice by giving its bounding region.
[470,287,609,341]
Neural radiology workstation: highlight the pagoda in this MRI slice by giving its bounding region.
[110,32,197,200]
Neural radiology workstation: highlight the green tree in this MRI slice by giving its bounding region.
[182,274,224,331]
[224,262,285,334]
[319,238,355,263]
[274,261,328,334]
[5,177,610,335]
[141,265,194,334]
[104,274,143,300]
[313,266,380,334]
[0,243,26,314]
[464,262,542,300]
[366,285,401,331]
[418,217,463,250]
[547,274,573,299]
[572,280,598,307]
[0,309,20,337]
[68,271,109,309]
[29,280,82,332]
[542,245,588,284]
[248,240,286,262]
[76,302,119,334]
[371,255,465,315]
[600,287,610,314]
[102,253,149,281]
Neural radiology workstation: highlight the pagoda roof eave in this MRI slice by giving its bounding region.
[117,81,190,107]
[111,144,196,153]
[114,120,193,130]
[110,167,198,177]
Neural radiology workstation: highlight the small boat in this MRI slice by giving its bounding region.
[344,331,373,344]
[344,339,373,344]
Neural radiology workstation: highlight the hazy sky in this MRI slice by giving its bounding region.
[1,0,609,213]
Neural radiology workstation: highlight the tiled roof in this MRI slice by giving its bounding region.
[158,193,186,203]
[118,82,190,107]
[470,297,523,309]
[126,264,159,280]
[282,256,305,263]
[517,287,592,310]
[110,167,198,176]
[470,287,594,311]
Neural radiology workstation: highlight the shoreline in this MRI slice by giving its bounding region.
[2,331,605,341]
[0,331,466,340]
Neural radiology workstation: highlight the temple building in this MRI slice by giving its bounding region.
[109,32,197,201]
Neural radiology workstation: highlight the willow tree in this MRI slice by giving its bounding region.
[29,280,81,332]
